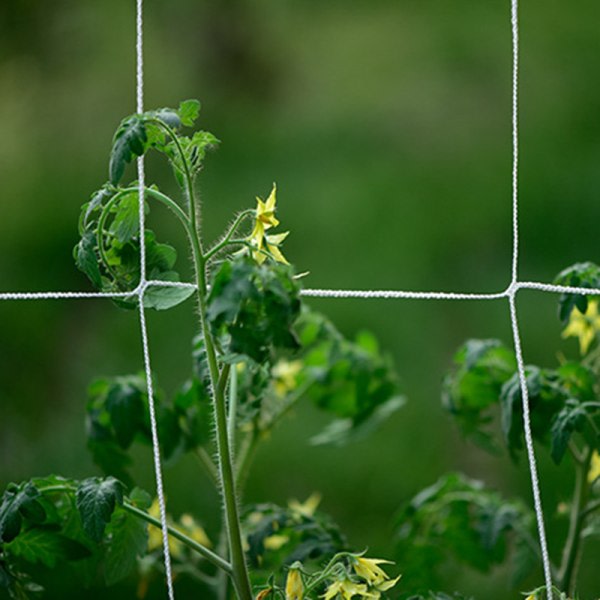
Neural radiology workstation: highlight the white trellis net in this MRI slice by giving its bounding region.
[3,2,598,599]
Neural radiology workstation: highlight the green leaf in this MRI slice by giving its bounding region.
[143,280,195,311]
[292,310,402,440]
[242,502,346,573]
[500,367,567,458]
[110,192,141,244]
[105,378,145,448]
[128,488,152,511]
[550,399,587,464]
[109,116,147,185]
[74,230,102,289]
[81,185,114,233]
[103,507,148,585]
[553,262,600,322]
[178,99,201,127]
[152,108,181,130]
[394,473,535,590]
[442,339,516,452]
[310,395,405,446]
[207,257,301,364]
[76,478,124,543]
[0,483,45,543]
[4,528,90,569]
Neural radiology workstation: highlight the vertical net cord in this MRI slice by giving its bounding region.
[508,2,553,597]
[135,1,176,598]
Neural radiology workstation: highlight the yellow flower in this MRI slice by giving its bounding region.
[256,589,273,600]
[562,299,600,354]
[285,564,304,600]
[248,184,290,265]
[272,359,302,396]
[352,557,394,586]
[263,533,289,550]
[147,500,210,559]
[288,492,322,518]
[179,513,211,548]
[253,231,290,265]
[588,450,600,484]
[148,498,182,557]
[249,184,279,248]
[322,579,376,600]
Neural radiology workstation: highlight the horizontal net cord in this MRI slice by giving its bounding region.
[0,280,196,301]
[3,279,600,303]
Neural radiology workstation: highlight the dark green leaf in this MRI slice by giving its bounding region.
[0,483,45,543]
[81,185,114,232]
[76,478,124,543]
[74,231,102,289]
[553,262,600,322]
[207,257,301,364]
[105,379,145,448]
[394,473,535,590]
[152,108,181,130]
[550,399,587,464]
[4,528,90,569]
[109,116,147,185]
[500,367,567,458]
[242,502,346,573]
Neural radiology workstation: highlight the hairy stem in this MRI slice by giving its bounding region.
[558,447,592,594]
[182,165,252,600]
[205,210,255,262]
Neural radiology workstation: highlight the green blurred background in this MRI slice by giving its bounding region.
[1,0,599,597]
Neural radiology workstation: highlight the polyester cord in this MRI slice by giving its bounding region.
[135,0,176,598]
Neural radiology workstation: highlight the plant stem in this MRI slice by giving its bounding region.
[228,366,238,454]
[122,502,231,573]
[180,135,252,600]
[558,447,592,594]
[205,210,255,262]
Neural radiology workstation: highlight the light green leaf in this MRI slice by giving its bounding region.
[178,99,201,127]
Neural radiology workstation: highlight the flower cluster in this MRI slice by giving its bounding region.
[280,554,401,600]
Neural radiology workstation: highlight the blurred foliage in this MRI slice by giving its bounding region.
[1,0,600,598]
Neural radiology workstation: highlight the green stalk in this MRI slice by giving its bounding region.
[123,502,231,573]
[163,119,252,600]
[558,448,592,594]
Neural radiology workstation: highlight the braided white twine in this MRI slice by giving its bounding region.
[3,0,586,597]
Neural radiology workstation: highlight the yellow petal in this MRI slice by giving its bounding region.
[265,183,277,212]
[588,450,600,484]
[374,575,401,592]
[263,534,289,550]
[285,566,304,600]
[289,492,322,518]
[267,242,289,265]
